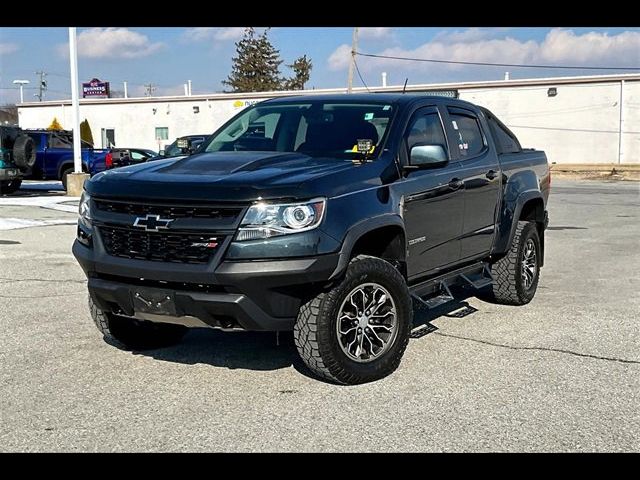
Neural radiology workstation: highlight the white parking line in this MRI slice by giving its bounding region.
[0,195,79,230]
[0,218,77,231]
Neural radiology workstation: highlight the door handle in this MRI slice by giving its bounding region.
[448,178,464,190]
[486,170,498,180]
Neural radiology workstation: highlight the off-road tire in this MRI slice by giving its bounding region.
[491,220,541,305]
[0,179,22,195]
[294,255,412,385]
[89,295,187,350]
[13,135,36,169]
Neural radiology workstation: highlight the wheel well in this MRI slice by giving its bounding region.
[519,198,544,223]
[59,162,87,179]
[350,226,407,278]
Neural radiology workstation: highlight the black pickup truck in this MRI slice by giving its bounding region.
[73,94,550,385]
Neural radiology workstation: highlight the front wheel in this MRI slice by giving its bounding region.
[294,255,412,385]
[89,295,187,350]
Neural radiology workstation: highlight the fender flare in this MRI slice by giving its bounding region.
[495,189,545,257]
[329,214,405,280]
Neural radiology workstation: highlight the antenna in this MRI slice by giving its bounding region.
[402,78,408,94]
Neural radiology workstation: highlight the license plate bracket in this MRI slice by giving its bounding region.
[131,288,177,316]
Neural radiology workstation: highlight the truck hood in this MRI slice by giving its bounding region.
[87,151,391,202]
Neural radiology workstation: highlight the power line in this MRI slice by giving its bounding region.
[353,59,370,92]
[356,52,640,71]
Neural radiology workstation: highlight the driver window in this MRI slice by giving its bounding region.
[406,112,447,150]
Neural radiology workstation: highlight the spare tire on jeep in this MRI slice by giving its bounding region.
[13,135,36,170]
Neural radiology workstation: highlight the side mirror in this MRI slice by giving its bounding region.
[158,149,165,156]
[408,144,448,168]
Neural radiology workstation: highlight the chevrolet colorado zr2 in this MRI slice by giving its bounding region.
[73,94,550,384]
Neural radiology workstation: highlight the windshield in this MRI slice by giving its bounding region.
[201,101,395,159]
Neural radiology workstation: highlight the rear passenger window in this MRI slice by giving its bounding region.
[448,109,485,158]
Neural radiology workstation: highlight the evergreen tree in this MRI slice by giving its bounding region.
[223,28,312,93]
[283,55,312,90]
[80,119,94,146]
[223,28,283,93]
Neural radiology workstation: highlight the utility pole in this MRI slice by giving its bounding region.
[144,83,156,97]
[35,71,47,101]
[347,27,359,94]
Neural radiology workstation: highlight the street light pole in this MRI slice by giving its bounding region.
[68,27,82,176]
[12,80,30,103]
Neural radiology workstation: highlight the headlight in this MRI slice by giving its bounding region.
[79,191,91,226]
[236,198,325,241]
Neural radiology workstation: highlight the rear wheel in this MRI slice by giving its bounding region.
[0,179,22,195]
[294,255,412,385]
[60,167,74,191]
[490,220,541,305]
[89,295,187,350]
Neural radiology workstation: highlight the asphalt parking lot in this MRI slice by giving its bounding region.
[0,179,638,452]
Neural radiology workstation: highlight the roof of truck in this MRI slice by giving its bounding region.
[260,93,473,107]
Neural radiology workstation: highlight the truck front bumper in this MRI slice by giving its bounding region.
[73,239,341,331]
[0,168,21,181]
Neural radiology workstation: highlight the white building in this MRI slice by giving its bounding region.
[17,73,640,164]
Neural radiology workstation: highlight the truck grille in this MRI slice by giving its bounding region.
[99,226,223,264]
[94,199,241,220]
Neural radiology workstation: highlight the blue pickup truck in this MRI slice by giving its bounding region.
[24,129,112,190]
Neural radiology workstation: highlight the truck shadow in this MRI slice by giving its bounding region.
[128,329,296,372]
[129,285,485,376]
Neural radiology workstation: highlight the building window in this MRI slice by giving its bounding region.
[155,127,169,141]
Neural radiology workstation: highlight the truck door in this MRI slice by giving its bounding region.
[401,106,464,279]
[446,106,501,260]
[45,132,73,178]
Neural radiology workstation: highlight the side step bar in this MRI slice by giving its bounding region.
[409,261,493,309]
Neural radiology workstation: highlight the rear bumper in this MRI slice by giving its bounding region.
[73,239,341,331]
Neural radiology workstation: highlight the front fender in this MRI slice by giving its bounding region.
[330,214,405,280]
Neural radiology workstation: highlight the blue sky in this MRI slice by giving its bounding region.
[1,27,639,104]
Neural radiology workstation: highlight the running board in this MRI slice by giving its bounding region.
[410,261,492,309]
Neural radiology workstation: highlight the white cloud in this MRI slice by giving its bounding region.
[359,27,393,39]
[328,43,352,70]
[328,28,640,74]
[57,28,164,59]
[183,27,246,42]
[0,43,19,55]
[539,28,640,65]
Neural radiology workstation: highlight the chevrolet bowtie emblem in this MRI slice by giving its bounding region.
[133,214,174,232]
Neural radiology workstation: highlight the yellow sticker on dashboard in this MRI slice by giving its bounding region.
[350,144,376,154]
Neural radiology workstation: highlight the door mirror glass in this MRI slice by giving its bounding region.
[410,144,448,167]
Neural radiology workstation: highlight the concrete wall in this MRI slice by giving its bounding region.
[18,98,264,152]
[17,78,640,164]
[461,81,637,164]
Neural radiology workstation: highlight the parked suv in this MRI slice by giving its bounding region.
[0,125,36,194]
[73,95,550,384]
